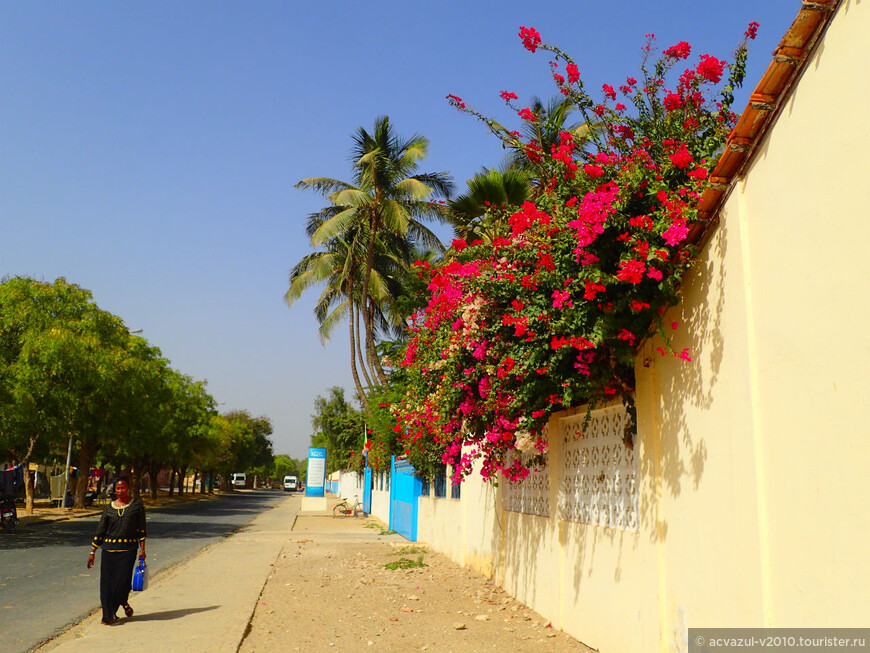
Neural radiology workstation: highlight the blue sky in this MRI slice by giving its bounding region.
[0,1,802,458]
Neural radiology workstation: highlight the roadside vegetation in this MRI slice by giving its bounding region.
[0,276,276,512]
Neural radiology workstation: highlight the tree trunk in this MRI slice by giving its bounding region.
[24,468,35,515]
[131,467,143,501]
[148,462,161,500]
[74,436,94,509]
[365,298,389,384]
[177,466,187,496]
[19,435,39,515]
[365,300,387,387]
[348,289,370,412]
[353,300,374,389]
[168,469,176,497]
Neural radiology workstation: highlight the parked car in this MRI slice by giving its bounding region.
[231,473,246,488]
[283,475,298,492]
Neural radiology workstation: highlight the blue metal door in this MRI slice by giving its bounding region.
[363,466,372,514]
[389,456,422,541]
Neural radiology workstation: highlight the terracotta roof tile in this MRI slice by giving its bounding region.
[689,0,841,245]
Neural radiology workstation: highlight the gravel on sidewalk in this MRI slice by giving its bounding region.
[239,515,594,653]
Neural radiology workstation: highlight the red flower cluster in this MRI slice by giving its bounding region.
[518,26,541,53]
[663,41,691,59]
[696,54,725,84]
[517,108,537,122]
[446,94,465,109]
[745,21,760,40]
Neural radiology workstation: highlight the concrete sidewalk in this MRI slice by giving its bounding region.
[37,494,393,653]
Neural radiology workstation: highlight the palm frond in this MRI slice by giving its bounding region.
[296,177,355,196]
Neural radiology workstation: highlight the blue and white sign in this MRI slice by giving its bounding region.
[305,447,327,497]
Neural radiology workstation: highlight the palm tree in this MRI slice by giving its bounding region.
[294,116,453,389]
[448,167,531,243]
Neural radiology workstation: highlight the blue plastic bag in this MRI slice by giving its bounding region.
[132,557,148,592]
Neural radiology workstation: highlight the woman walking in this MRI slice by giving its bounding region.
[86,475,146,625]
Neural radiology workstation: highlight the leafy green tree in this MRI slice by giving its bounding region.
[0,277,131,511]
[310,387,364,474]
[209,411,273,491]
[162,373,216,497]
[271,455,300,481]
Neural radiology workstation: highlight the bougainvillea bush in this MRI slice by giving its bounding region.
[393,25,758,484]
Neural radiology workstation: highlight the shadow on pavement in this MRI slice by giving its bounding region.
[0,492,288,551]
[128,606,220,622]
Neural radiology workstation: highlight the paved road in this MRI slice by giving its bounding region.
[0,490,291,653]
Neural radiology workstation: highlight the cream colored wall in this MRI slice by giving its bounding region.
[415,3,869,648]
[725,0,870,625]
[417,462,500,579]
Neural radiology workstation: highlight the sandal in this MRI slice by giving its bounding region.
[123,604,134,618]
[101,616,119,625]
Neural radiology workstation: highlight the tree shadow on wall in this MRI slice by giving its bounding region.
[637,216,729,548]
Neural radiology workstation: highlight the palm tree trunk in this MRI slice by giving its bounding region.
[365,298,389,385]
[353,300,374,390]
[359,214,388,388]
[347,290,370,412]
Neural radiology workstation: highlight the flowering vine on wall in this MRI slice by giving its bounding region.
[391,24,758,484]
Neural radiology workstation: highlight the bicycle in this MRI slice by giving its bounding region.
[333,495,364,517]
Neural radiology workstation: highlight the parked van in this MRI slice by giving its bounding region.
[231,473,246,488]
[283,476,298,492]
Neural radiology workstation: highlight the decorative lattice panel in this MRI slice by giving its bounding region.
[502,440,550,517]
[558,405,638,531]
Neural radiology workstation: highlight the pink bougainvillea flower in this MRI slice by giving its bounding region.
[446,94,466,109]
[551,289,572,309]
[745,21,760,40]
[662,222,689,246]
[602,84,617,100]
[451,238,467,251]
[499,90,518,101]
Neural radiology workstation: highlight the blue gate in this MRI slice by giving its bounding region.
[363,466,372,514]
[389,456,422,541]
